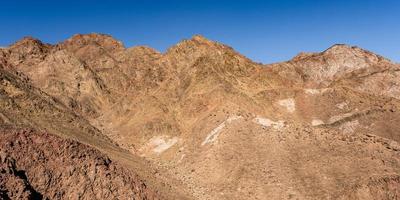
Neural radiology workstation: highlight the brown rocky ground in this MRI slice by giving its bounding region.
[1,33,400,199]
[0,128,159,199]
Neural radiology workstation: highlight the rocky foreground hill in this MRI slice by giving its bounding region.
[0,128,158,199]
[0,34,399,199]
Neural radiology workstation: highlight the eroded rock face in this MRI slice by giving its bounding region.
[0,154,42,199]
[0,128,159,200]
[272,44,395,88]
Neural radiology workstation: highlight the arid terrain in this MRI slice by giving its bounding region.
[0,33,399,199]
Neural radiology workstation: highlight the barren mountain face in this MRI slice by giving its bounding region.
[0,34,399,200]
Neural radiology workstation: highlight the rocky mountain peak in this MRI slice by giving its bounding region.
[163,35,253,74]
[284,43,396,87]
[190,34,214,43]
[292,44,390,63]
[5,37,51,67]
[323,44,390,63]
[166,35,228,54]
[9,36,50,53]
[324,43,353,51]
[61,33,125,52]
[10,36,46,47]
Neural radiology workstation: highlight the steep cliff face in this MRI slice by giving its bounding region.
[1,34,400,200]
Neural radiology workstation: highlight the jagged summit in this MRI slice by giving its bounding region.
[60,33,125,51]
[179,34,218,44]
[324,43,353,51]
[189,34,217,44]
[162,34,257,74]
[323,43,389,61]
[10,36,46,47]
[8,34,214,51]
[8,36,50,53]
[292,44,389,62]
[6,34,394,67]
[4,36,51,67]
[166,34,230,53]
[279,43,397,88]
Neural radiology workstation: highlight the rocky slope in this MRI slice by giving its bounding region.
[0,128,158,199]
[1,33,400,199]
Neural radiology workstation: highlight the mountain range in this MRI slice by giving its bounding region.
[0,33,399,199]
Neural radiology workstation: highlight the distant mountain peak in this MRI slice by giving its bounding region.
[67,33,118,41]
[7,36,51,67]
[322,44,361,54]
[171,35,224,50]
[62,33,125,51]
[291,43,390,64]
[325,43,390,63]
[10,36,48,49]
[191,34,211,42]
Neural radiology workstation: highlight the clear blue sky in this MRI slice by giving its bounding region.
[1,0,399,63]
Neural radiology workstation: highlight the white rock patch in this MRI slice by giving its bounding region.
[147,136,179,154]
[311,119,324,126]
[253,117,285,130]
[202,115,242,146]
[304,88,330,95]
[177,154,186,163]
[278,98,296,113]
[335,102,348,110]
[340,120,359,134]
[304,89,320,95]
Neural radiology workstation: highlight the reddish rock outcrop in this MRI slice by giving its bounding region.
[0,128,159,200]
